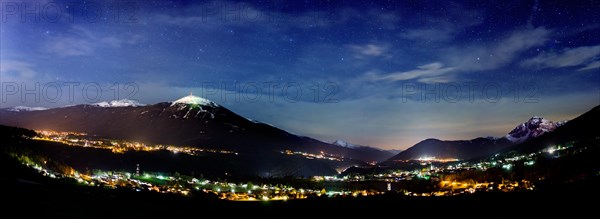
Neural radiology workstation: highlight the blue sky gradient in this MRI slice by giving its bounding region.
[1,0,599,149]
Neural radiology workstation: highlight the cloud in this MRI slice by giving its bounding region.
[43,26,144,57]
[401,28,455,42]
[336,8,400,30]
[349,44,389,59]
[365,27,550,85]
[451,27,551,71]
[0,60,38,79]
[366,9,401,30]
[400,4,483,42]
[578,60,600,71]
[101,35,145,48]
[44,37,94,57]
[152,2,333,30]
[416,76,454,84]
[153,14,211,27]
[43,25,94,57]
[496,28,550,60]
[522,45,600,70]
[367,62,455,84]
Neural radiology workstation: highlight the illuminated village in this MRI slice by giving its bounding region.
[9,130,579,201]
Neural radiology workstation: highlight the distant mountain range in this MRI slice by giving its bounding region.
[0,95,391,163]
[387,137,512,161]
[387,114,573,161]
[505,117,567,143]
[332,140,397,161]
[504,105,600,154]
[2,95,596,176]
[4,106,49,112]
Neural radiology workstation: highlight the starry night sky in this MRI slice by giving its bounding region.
[1,0,599,150]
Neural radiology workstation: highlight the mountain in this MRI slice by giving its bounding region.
[386,149,403,155]
[387,137,512,161]
[505,105,600,154]
[92,99,145,107]
[0,95,387,163]
[387,116,567,161]
[332,140,357,148]
[505,116,565,143]
[5,106,48,112]
[332,140,395,161]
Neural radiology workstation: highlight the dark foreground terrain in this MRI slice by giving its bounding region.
[1,153,597,218]
[1,125,598,218]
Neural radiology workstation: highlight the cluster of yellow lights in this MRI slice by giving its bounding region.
[281,150,344,161]
[437,180,533,194]
[33,130,237,156]
[26,130,567,200]
[415,156,460,162]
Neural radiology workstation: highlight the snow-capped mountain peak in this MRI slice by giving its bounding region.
[332,140,359,149]
[93,99,145,107]
[171,93,217,107]
[506,116,560,143]
[332,140,393,160]
[556,120,568,127]
[5,106,48,112]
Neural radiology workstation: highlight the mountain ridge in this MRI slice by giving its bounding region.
[0,96,391,163]
[387,115,570,161]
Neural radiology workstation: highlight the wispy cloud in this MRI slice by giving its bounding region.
[400,4,483,42]
[153,14,216,28]
[43,26,144,57]
[400,19,482,43]
[152,1,335,30]
[366,27,550,85]
[522,45,600,70]
[101,35,145,48]
[337,8,400,30]
[401,28,455,42]
[43,25,95,57]
[449,27,551,71]
[43,37,94,57]
[349,44,389,59]
[0,60,38,79]
[367,62,455,84]
[578,60,600,71]
[366,9,401,30]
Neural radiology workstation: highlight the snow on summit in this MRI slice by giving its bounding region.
[171,93,217,107]
[332,140,357,148]
[93,99,145,107]
[6,106,48,112]
[505,116,559,143]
